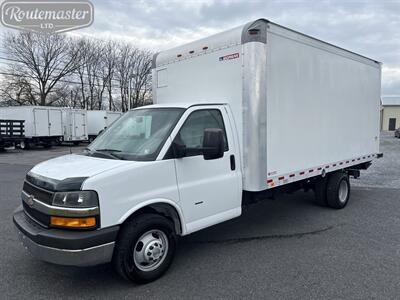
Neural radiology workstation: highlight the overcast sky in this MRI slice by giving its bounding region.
[9,0,400,95]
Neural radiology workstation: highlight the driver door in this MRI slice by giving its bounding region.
[168,106,242,234]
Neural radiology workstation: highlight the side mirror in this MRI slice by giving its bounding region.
[202,128,224,160]
[171,141,186,158]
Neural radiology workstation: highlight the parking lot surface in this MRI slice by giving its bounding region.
[0,135,399,299]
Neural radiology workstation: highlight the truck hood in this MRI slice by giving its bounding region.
[30,154,128,181]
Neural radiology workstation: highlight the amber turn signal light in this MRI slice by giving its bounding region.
[50,216,96,228]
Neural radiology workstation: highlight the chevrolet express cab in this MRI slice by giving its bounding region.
[13,19,381,283]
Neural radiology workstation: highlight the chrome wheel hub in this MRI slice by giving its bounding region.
[338,180,349,203]
[133,229,168,272]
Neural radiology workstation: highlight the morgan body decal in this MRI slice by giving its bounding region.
[219,53,239,61]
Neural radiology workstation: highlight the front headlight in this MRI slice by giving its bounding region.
[52,191,99,208]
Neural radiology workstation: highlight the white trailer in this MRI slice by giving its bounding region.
[87,110,122,142]
[0,106,63,148]
[14,19,382,283]
[61,108,88,144]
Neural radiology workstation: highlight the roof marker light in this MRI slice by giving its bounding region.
[248,28,260,35]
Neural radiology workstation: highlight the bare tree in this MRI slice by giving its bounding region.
[0,75,37,106]
[103,40,118,110]
[115,44,135,112]
[3,32,84,106]
[1,32,153,110]
[129,49,152,108]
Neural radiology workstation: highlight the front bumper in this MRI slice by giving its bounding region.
[13,206,119,267]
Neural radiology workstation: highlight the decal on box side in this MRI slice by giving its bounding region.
[219,53,239,61]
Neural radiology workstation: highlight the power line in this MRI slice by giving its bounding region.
[0,70,123,90]
[0,56,152,91]
[0,55,128,85]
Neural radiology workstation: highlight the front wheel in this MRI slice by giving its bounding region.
[113,214,176,283]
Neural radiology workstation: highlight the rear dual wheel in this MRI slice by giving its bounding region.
[19,140,30,150]
[314,171,350,209]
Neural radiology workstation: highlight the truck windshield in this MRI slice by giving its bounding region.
[86,108,184,161]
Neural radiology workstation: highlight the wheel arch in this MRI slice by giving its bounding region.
[118,199,186,235]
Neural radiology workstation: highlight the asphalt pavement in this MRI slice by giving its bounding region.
[0,138,399,299]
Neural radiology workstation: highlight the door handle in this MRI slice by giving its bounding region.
[230,155,236,171]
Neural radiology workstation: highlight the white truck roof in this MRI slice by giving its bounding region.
[138,103,226,110]
[154,18,381,69]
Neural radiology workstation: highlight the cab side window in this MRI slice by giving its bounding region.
[177,109,228,157]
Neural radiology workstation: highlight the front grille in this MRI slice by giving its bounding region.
[23,181,54,205]
[22,180,54,227]
[22,201,50,227]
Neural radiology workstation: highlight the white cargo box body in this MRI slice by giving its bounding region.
[87,110,122,136]
[0,106,63,138]
[62,108,88,142]
[152,19,381,191]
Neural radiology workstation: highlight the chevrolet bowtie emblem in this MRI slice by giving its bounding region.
[27,195,34,207]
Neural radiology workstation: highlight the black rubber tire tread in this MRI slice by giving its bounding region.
[113,213,176,283]
[21,140,30,150]
[326,172,350,209]
[314,177,328,206]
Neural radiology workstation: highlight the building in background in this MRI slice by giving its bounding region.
[381,96,400,131]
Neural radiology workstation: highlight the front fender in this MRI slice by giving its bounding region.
[118,198,187,235]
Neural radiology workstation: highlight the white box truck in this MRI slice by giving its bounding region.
[0,106,63,148]
[61,108,88,145]
[13,19,381,283]
[87,110,122,142]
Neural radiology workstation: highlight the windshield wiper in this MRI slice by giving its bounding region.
[89,148,125,160]
[95,148,122,152]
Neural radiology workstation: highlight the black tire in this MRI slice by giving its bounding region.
[20,140,30,150]
[326,172,350,209]
[314,177,328,206]
[113,214,176,283]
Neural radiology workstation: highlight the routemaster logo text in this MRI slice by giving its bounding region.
[0,0,94,34]
[219,53,240,61]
